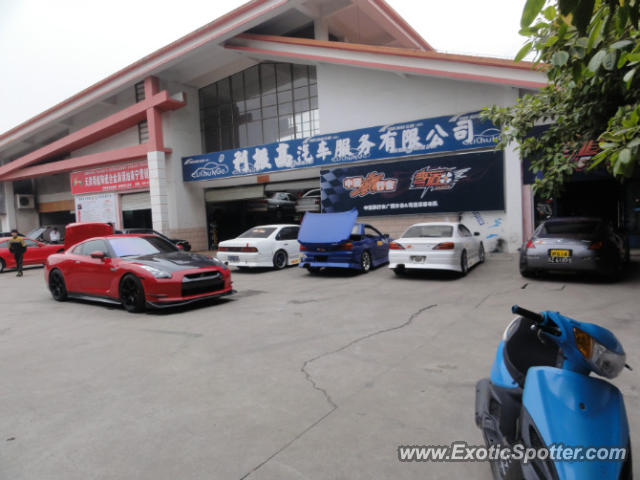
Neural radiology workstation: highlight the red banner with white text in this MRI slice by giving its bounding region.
[70,161,149,195]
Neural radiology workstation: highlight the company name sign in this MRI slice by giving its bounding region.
[182,111,500,182]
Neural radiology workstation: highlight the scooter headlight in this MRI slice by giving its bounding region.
[574,328,626,379]
[502,317,521,341]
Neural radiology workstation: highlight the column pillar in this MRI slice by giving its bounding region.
[2,182,17,230]
[314,18,329,41]
[147,151,169,234]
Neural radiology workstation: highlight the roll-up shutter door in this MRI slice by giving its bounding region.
[205,185,265,203]
[264,179,319,192]
[121,192,151,211]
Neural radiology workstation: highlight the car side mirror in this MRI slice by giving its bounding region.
[474,232,480,236]
[90,251,106,260]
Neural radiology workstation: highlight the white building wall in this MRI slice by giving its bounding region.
[160,81,208,250]
[316,64,523,251]
[73,126,140,157]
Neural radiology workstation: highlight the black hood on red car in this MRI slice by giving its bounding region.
[126,252,225,273]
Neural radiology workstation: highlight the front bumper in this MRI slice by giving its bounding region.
[146,287,234,308]
[389,250,462,272]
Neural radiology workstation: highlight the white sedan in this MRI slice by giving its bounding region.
[389,222,485,275]
[217,225,301,269]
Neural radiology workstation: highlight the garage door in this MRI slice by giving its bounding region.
[264,180,318,192]
[120,192,151,211]
[205,185,265,203]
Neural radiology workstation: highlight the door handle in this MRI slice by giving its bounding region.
[75,260,81,264]
[284,243,289,246]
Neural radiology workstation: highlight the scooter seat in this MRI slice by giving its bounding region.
[504,317,560,388]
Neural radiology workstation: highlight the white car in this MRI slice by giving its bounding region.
[217,224,301,269]
[389,222,485,275]
[295,188,321,213]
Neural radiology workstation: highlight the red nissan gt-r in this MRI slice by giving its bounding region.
[44,223,233,312]
[0,236,64,273]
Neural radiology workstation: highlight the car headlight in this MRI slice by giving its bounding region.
[574,328,626,379]
[138,265,172,279]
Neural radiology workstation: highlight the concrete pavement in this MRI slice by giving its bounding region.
[0,254,638,479]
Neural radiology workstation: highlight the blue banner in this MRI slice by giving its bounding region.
[182,111,500,182]
[321,151,505,217]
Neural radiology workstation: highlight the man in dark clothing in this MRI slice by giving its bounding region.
[8,229,27,277]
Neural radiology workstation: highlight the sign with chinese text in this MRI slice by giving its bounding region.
[74,193,120,227]
[182,111,500,182]
[320,151,504,217]
[71,161,149,194]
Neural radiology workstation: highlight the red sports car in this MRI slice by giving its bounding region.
[45,223,233,312]
[0,236,64,273]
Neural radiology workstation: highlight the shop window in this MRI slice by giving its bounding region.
[199,63,319,152]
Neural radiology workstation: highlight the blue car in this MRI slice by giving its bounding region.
[298,209,390,273]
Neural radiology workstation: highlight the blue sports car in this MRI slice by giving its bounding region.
[298,209,390,273]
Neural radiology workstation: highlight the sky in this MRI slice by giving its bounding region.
[0,0,528,135]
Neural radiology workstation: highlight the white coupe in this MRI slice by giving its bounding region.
[389,222,485,275]
[217,224,301,269]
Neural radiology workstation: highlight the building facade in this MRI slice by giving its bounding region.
[0,0,547,252]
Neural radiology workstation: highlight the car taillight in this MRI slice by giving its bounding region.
[389,242,405,250]
[338,242,353,250]
[433,242,455,250]
[300,245,307,251]
[589,241,603,250]
[525,240,536,249]
[314,199,320,204]
[241,246,258,253]
[218,246,229,252]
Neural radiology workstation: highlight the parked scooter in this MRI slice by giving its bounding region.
[475,305,632,479]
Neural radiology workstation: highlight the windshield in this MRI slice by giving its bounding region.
[403,225,453,238]
[541,221,600,236]
[27,227,46,239]
[238,227,276,238]
[108,236,178,257]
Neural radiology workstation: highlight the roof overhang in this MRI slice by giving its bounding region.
[226,34,547,89]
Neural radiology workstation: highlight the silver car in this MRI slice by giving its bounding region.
[519,217,629,278]
[389,222,485,276]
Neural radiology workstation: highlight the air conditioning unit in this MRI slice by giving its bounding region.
[16,194,35,210]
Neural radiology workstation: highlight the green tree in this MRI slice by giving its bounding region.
[485,0,640,198]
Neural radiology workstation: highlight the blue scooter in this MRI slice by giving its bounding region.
[475,305,632,479]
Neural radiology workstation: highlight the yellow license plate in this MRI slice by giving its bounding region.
[549,249,571,258]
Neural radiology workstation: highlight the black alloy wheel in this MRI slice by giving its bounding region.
[460,250,469,276]
[49,270,68,301]
[273,250,288,270]
[360,251,372,273]
[119,275,146,313]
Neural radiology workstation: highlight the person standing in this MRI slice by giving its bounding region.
[8,229,27,277]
